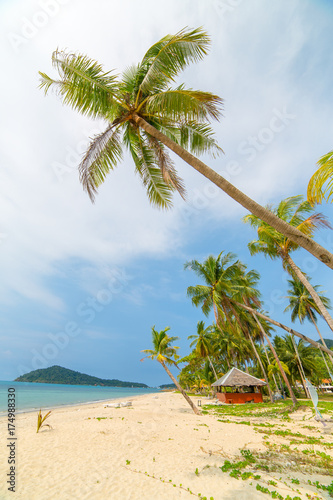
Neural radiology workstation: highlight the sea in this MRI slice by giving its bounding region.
[0,380,159,417]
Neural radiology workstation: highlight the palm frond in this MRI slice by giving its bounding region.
[145,134,186,200]
[307,150,333,205]
[138,27,211,95]
[79,125,123,202]
[120,63,142,99]
[296,212,332,235]
[124,125,175,209]
[276,195,303,221]
[143,87,222,122]
[39,50,122,119]
[179,121,223,158]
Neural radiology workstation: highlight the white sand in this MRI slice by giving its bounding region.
[0,392,331,499]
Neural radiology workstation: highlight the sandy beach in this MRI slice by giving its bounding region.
[0,392,332,500]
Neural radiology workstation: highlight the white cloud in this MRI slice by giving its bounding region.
[1,0,333,311]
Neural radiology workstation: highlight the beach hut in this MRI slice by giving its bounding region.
[212,367,267,404]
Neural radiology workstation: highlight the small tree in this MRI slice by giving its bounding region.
[141,326,201,415]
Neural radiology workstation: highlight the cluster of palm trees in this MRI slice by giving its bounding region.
[178,247,333,404]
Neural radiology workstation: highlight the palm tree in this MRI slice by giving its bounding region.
[234,301,333,357]
[274,335,317,397]
[284,278,333,372]
[188,320,218,379]
[185,251,242,328]
[307,150,333,205]
[186,252,291,402]
[234,307,274,402]
[244,195,333,332]
[141,326,201,415]
[200,361,217,396]
[267,359,291,397]
[232,267,274,402]
[39,27,333,268]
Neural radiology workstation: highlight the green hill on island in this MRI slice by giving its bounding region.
[317,338,333,349]
[15,365,149,388]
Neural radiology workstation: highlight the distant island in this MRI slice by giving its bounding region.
[15,365,149,388]
[317,338,333,349]
[159,383,176,389]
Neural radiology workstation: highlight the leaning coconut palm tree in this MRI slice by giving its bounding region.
[307,150,333,206]
[284,277,333,373]
[39,27,333,268]
[234,301,333,358]
[141,326,201,415]
[188,320,218,379]
[244,195,333,332]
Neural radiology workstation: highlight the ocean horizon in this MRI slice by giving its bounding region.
[0,380,160,416]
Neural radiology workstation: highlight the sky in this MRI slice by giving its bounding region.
[1,0,333,386]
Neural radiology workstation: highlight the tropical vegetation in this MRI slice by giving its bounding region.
[177,250,333,402]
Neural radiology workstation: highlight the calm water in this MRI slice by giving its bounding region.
[0,380,159,416]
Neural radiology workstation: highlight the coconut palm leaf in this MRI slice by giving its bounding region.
[39,50,121,120]
[79,126,123,201]
[138,27,210,95]
[307,150,333,205]
[143,87,222,122]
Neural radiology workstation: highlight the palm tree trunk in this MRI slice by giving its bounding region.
[277,373,286,398]
[262,342,279,392]
[160,360,202,415]
[285,255,333,333]
[247,331,274,403]
[251,313,298,405]
[207,354,218,381]
[291,335,310,398]
[234,301,333,357]
[319,349,333,380]
[308,309,333,371]
[133,114,333,269]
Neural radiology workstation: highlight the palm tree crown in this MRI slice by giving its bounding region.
[141,326,179,366]
[39,27,222,208]
[244,195,330,266]
[284,278,331,324]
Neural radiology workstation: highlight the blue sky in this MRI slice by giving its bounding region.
[1,0,333,386]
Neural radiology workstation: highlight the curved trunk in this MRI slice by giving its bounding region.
[308,309,333,371]
[262,342,279,392]
[291,335,310,398]
[251,313,298,405]
[234,301,333,357]
[133,114,333,269]
[246,331,274,403]
[319,349,333,380]
[160,360,201,415]
[207,354,218,381]
[285,255,333,333]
